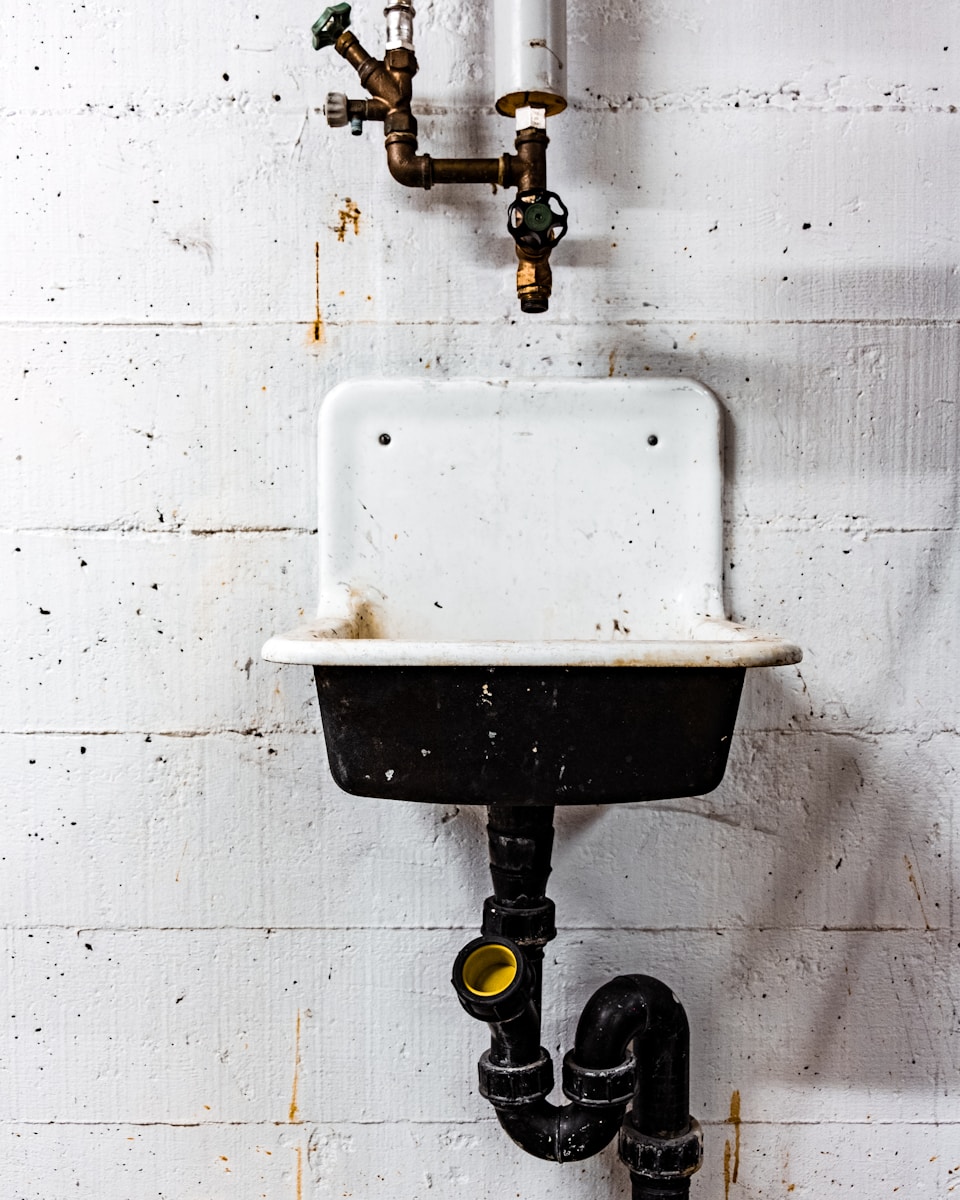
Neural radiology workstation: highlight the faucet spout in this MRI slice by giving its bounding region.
[516,249,553,314]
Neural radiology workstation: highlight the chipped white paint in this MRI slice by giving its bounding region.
[2,0,959,1196]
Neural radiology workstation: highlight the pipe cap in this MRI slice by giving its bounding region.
[324,92,349,127]
[452,935,530,1023]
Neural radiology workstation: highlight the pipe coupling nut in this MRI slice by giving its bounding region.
[482,897,556,947]
[478,1047,554,1108]
[561,1049,636,1108]
[618,1118,704,1180]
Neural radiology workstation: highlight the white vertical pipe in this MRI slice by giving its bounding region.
[494,0,567,117]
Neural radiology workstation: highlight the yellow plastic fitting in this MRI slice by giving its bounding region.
[462,942,518,997]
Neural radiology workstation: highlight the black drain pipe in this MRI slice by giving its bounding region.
[599,975,702,1197]
[452,805,702,1191]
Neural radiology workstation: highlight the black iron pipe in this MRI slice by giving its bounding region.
[491,975,693,1167]
[459,807,698,1180]
[491,974,671,1162]
[496,1099,625,1163]
[632,1182,690,1200]
[486,805,555,905]
[578,974,690,1136]
[487,1003,542,1067]
[471,806,624,1162]
[463,957,625,1162]
[451,936,544,1068]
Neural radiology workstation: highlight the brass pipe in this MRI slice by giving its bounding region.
[389,129,546,192]
[348,97,389,123]
[384,134,433,189]
[386,136,508,190]
[334,27,531,193]
[330,26,558,311]
[509,128,551,312]
[516,248,552,314]
[509,128,548,193]
[337,31,411,109]
[431,156,509,187]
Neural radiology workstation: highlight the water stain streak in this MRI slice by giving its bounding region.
[723,1089,741,1197]
[289,1009,302,1122]
[903,854,932,930]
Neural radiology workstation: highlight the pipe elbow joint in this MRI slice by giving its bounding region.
[574,974,689,1068]
[385,136,432,189]
[496,1099,625,1163]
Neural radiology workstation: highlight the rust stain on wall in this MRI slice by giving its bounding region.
[295,1142,304,1200]
[723,1089,741,1197]
[175,839,188,883]
[335,198,361,241]
[783,1148,796,1191]
[289,1009,302,1122]
[313,241,325,344]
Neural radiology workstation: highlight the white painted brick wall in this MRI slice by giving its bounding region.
[3,1,958,1196]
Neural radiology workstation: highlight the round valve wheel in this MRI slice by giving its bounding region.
[507,190,569,253]
[312,2,352,50]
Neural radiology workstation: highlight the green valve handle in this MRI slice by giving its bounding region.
[507,190,569,253]
[523,202,553,233]
[312,2,351,50]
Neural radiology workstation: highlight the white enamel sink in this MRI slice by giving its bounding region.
[264,614,797,669]
[262,377,800,804]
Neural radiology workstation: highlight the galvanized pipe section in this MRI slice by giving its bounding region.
[384,0,415,50]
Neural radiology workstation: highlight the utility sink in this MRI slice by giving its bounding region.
[262,378,800,804]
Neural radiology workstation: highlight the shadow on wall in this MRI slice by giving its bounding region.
[710,670,955,1100]
[406,658,953,1129]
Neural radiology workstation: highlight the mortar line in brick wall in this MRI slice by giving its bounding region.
[6,523,956,539]
[3,726,955,740]
[3,922,944,935]
[0,728,324,737]
[723,524,958,534]
[1,318,959,330]
[2,1117,955,1128]
[5,94,959,119]
[5,525,315,536]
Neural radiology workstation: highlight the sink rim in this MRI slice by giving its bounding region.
[262,615,802,669]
